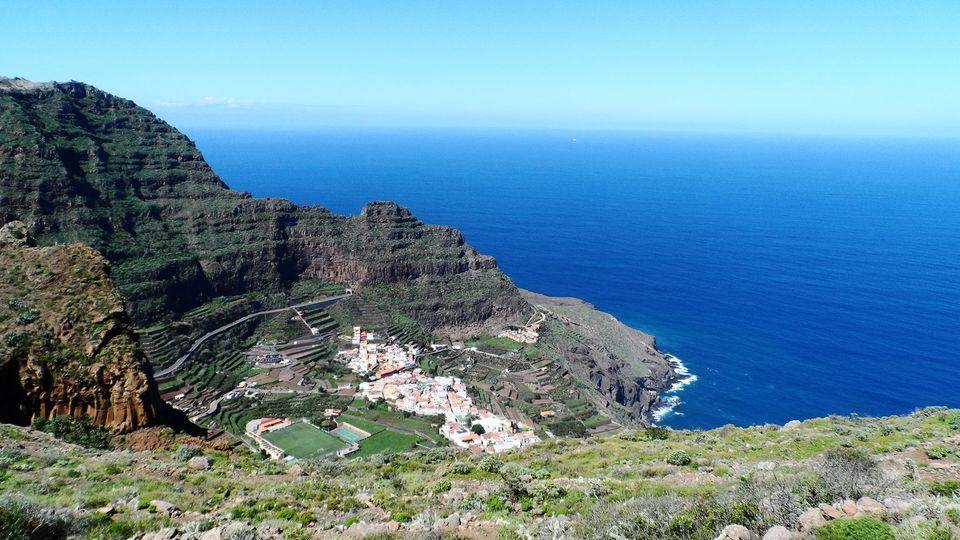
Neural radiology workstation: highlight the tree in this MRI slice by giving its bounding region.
[471,423,486,435]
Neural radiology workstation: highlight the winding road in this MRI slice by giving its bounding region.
[154,292,352,378]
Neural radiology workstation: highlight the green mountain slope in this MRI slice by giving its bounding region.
[0,77,525,333]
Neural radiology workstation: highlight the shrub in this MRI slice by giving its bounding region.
[816,448,880,500]
[0,496,91,540]
[173,444,202,462]
[926,446,951,460]
[431,479,452,493]
[815,517,893,540]
[389,510,413,522]
[445,462,473,476]
[486,495,508,512]
[31,415,112,449]
[478,455,503,473]
[929,480,960,497]
[945,508,960,527]
[666,451,692,466]
[646,426,670,440]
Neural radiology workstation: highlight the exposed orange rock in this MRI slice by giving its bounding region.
[0,223,167,432]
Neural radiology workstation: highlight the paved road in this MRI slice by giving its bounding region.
[154,293,352,378]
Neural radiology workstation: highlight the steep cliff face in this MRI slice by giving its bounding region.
[0,77,526,332]
[0,222,167,432]
[521,290,681,422]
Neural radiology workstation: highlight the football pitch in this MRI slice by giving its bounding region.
[262,422,346,458]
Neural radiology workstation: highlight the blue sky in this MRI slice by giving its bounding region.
[3,1,959,135]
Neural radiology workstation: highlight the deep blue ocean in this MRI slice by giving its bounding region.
[187,128,960,429]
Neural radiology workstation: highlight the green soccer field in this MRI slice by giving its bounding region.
[262,422,347,459]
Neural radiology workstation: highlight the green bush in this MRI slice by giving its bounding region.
[815,517,894,540]
[486,495,508,512]
[173,444,202,462]
[31,415,112,449]
[645,426,670,440]
[926,446,951,460]
[929,479,960,497]
[945,507,960,527]
[0,496,91,540]
[666,450,692,466]
[478,455,503,473]
[431,479,452,493]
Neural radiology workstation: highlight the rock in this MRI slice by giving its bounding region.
[784,420,802,429]
[0,242,170,432]
[344,521,400,538]
[288,463,304,476]
[762,526,796,540]
[199,528,221,540]
[882,497,911,515]
[755,461,776,471]
[438,513,461,530]
[818,503,844,520]
[841,499,858,516]
[97,502,117,515]
[143,528,179,540]
[187,456,210,470]
[0,221,32,247]
[797,508,827,532]
[856,496,887,518]
[220,522,248,538]
[715,524,757,540]
[150,499,177,517]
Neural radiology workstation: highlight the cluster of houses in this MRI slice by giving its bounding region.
[499,322,541,344]
[359,369,540,453]
[340,327,417,379]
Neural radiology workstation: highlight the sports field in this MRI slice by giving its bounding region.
[262,422,346,459]
[331,423,369,443]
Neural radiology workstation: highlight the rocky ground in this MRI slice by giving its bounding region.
[3,408,960,539]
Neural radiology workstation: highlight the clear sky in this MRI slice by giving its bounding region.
[3,1,959,135]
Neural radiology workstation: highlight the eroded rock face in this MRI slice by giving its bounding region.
[0,239,167,431]
[0,80,526,333]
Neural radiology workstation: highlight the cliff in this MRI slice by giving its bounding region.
[0,76,681,426]
[0,77,525,332]
[0,222,168,432]
[521,290,680,421]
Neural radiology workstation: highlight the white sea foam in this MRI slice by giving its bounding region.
[652,354,697,424]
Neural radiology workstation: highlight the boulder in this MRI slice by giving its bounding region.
[187,456,210,470]
[96,502,117,515]
[762,526,796,540]
[882,497,912,515]
[438,512,461,530]
[797,508,827,532]
[818,503,844,520]
[715,524,757,540]
[841,499,858,516]
[0,221,32,247]
[199,528,222,540]
[288,463,304,476]
[143,528,179,540]
[784,420,802,429]
[150,499,178,517]
[856,496,887,518]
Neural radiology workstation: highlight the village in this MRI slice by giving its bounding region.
[342,327,541,453]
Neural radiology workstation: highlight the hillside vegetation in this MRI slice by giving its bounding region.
[3,408,960,539]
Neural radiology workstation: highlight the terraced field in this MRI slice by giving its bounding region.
[297,306,338,335]
[136,325,187,371]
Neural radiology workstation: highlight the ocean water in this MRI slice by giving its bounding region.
[187,128,960,429]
